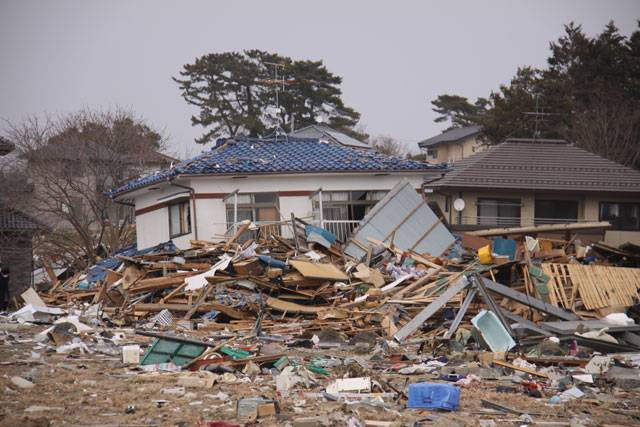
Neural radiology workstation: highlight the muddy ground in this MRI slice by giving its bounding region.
[1,322,639,426]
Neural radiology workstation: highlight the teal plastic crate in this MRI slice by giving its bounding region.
[140,337,206,366]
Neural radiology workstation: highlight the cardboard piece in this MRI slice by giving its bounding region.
[352,263,385,287]
[21,288,46,307]
[326,377,371,393]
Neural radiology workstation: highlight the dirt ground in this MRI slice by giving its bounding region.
[1,322,640,426]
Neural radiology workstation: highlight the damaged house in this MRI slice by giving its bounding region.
[106,135,449,250]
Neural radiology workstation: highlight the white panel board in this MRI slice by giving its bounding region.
[344,178,454,259]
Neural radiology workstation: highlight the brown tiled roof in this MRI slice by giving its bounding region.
[431,139,640,194]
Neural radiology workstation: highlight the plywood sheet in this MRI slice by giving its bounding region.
[289,260,348,281]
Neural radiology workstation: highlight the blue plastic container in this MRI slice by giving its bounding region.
[408,382,460,411]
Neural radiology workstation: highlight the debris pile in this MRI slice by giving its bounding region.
[2,179,640,425]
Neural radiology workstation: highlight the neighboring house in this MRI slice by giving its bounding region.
[106,136,449,250]
[289,125,371,150]
[22,139,176,230]
[426,138,640,246]
[418,126,484,164]
[0,137,48,297]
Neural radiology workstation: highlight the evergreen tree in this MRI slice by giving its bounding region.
[430,20,640,168]
[174,50,363,144]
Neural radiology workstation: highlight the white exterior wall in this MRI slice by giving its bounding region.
[131,172,429,249]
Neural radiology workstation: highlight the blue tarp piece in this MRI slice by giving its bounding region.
[305,225,338,245]
[257,255,286,269]
[83,240,179,286]
[493,238,517,261]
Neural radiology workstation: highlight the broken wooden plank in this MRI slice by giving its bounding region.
[133,303,248,320]
[185,283,214,320]
[224,221,250,251]
[491,359,549,378]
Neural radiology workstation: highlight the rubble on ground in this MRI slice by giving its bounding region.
[2,200,640,425]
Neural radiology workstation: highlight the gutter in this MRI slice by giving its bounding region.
[167,178,198,240]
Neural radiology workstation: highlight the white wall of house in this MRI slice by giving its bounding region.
[425,135,485,164]
[130,172,430,250]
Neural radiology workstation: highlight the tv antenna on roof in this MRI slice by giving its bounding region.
[258,62,309,140]
[522,93,560,140]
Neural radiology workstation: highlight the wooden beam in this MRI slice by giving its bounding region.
[133,302,248,320]
[469,221,610,237]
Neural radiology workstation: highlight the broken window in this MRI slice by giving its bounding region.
[599,202,640,231]
[477,198,521,226]
[225,192,280,239]
[169,200,191,237]
[534,199,579,225]
[312,190,388,222]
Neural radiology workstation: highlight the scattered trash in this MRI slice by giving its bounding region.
[1,197,639,425]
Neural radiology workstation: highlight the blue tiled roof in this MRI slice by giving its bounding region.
[0,208,48,231]
[106,136,448,197]
[84,240,179,285]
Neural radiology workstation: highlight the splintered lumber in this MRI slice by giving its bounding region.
[289,260,348,281]
[366,237,442,270]
[543,263,640,310]
[133,303,248,320]
[185,283,214,320]
[393,276,469,342]
[224,221,250,251]
[128,276,186,294]
[469,221,610,237]
[480,276,580,321]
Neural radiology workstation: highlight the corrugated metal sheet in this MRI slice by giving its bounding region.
[344,178,455,259]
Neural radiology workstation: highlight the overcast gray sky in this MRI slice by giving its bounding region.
[1,1,638,158]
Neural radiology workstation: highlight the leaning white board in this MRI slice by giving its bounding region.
[344,178,455,259]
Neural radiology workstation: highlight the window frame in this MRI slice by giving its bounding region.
[427,148,438,159]
[599,201,640,231]
[476,198,521,226]
[311,190,388,222]
[534,199,579,226]
[168,199,191,238]
[224,192,281,240]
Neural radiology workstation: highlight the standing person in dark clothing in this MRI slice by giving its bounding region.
[0,267,9,311]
